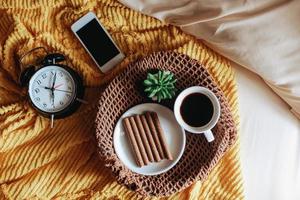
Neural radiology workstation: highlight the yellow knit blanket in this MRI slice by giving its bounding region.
[0,0,244,199]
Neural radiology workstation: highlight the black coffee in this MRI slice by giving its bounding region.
[180,93,214,127]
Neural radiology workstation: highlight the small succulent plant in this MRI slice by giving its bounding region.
[143,70,177,102]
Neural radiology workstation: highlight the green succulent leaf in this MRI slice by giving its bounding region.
[165,85,175,90]
[149,88,158,98]
[161,71,169,82]
[143,79,153,86]
[162,75,173,84]
[166,91,172,99]
[144,87,152,92]
[169,79,177,84]
[161,89,166,99]
[147,73,158,84]
[158,71,163,83]
[155,93,160,102]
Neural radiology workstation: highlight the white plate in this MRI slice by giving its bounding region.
[113,103,186,176]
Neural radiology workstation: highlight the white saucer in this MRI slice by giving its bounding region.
[113,103,186,176]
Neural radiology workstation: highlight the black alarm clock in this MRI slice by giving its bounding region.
[19,47,85,127]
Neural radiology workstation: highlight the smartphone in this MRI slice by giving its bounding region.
[71,12,124,73]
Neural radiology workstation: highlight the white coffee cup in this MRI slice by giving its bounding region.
[174,86,221,142]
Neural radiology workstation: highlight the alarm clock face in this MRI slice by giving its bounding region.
[28,65,76,113]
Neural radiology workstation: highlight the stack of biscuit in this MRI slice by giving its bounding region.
[122,111,173,167]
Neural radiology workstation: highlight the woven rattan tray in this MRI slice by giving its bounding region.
[95,51,237,197]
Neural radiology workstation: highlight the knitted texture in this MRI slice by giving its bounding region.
[95,51,237,197]
[0,0,244,199]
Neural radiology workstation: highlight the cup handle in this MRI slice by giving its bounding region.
[204,130,214,142]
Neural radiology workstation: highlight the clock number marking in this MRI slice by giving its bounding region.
[42,74,47,79]
[59,101,64,105]
[35,97,40,102]
[34,88,40,93]
[37,80,42,85]
[66,94,71,98]
[43,103,47,107]
[59,72,63,77]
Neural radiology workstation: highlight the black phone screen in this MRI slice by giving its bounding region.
[76,19,120,67]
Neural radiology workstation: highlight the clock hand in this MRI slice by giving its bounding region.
[54,83,64,89]
[51,72,57,89]
[51,90,55,107]
[51,75,56,107]
[39,85,52,90]
[53,88,72,93]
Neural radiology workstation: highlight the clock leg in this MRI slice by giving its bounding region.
[51,114,54,128]
[76,98,88,104]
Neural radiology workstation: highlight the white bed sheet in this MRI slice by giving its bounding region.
[233,62,300,200]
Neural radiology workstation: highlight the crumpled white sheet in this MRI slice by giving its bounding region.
[233,61,300,200]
